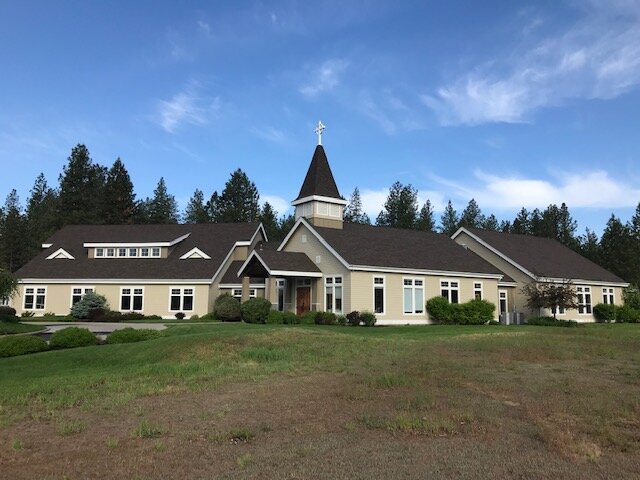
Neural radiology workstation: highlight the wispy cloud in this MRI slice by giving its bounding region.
[155,82,221,134]
[299,59,349,97]
[262,194,291,216]
[250,126,287,143]
[422,1,640,125]
[197,20,212,36]
[357,90,426,135]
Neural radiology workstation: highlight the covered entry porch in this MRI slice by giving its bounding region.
[237,248,323,315]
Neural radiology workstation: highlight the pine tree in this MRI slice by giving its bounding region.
[146,177,180,224]
[416,200,435,232]
[258,202,279,241]
[184,189,210,224]
[482,214,500,231]
[209,169,260,223]
[530,208,543,236]
[600,214,635,284]
[459,199,485,229]
[277,213,296,240]
[101,158,136,224]
[540,204,561,239]
[376,181,418,229]
[344,187,370,224]
[557,202,578,248]
[439,200,459,236]
[499,220,512,232]
[579,228,601,265]
[0,190,29,272]
[25,173,58,258]
[511,208,530,234]
[57,144,106,225]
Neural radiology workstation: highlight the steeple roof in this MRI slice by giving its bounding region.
[295,145,342,201]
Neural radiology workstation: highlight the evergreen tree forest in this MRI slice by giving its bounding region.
[1,144,639,290]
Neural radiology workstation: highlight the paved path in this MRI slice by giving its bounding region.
[23,321,168,333]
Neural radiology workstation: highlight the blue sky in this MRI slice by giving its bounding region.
[1,0,639,234]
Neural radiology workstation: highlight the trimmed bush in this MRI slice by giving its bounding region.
[214,294,241,322]
[282,311,299,324]
[267,310,284,324]
[314,311,337,325]
[106,328,160,344]
[190,314,199,321]
[346,311,361,326]
[175,312,186,320]
[49,327,99,349]
[21,311,35,317]
[616,305,640,323]
[298,311,316,325]
[0,306,17,316]
[425,297,452,323]
[70,292,108,319]
[593,303,617,323]
[426,297,496,325]
[526,316,579,327]
[0,314,20,323]
[337,315,347,326]
[200,312,217,321]
[360,311,377,327]
[0,335,48,357]
[241,298,272,324]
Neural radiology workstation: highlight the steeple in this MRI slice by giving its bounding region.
[292,123,347,229]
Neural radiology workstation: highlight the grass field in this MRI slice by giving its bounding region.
[0,321,45,335]
[1,323,639,479]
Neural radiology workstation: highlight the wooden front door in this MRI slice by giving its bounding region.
[296,287,311,315]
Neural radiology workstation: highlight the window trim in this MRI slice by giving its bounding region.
[440,279,460,304]
[23,285,47,311]
[403,277,425,315]
[70,286,95,308]
[576,286,592,315]
[324,275,343,314]
[119,286,145,313]
[232,288,256,299]
[602,287,615,305]
[168,286,195,312]
[277,279,286,312]
[473,281,483,301]
[373,275,386,315]
[498,289,508,315]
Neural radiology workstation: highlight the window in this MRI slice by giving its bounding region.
[473,282,483,300]
[71,286,94,306]
[277,280,285,311]
[129,248,138,257]
[499,290,508,314]
[152,248,161,257]
[373,276,385,314]
[106,248,115,257]
[118,248,127,257]
[121,287,144,312]
[303,204,312,217]
[24,286,46,310]
[0,296,9,306]
[317,202,329,215]
[603,288,615,305]
[170,287,194,311]
[441,280,459,303]
[325,276,343,314]
[232,288,256,299]
[576,286,592,314]
[403,278,424,314]
[95,248,104,257]
[330,204,341,217]
[141,248,149,257]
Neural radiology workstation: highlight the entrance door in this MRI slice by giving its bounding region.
[499,290,508,315]
[296,287,311,315]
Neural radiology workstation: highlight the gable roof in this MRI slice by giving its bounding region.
[295,145,342,201]
[15,223,261,281]
[238,249,322,278]
[457,227,626,284]
[307,222,505,277]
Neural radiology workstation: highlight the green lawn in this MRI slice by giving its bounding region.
[0,322,45,335]
[2,323,639,479]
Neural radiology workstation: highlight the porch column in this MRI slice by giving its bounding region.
[241,276,250,302]
[266,277,278,308]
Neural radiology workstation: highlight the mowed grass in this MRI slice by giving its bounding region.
[1,323,640,475]
[0,322,45,335]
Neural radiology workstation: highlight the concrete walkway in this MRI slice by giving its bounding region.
[23,321,168,334]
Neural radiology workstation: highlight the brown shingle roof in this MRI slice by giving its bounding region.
[313,223,505,276]
[464,227,626,283]
[295,145,342,200]
[15,223,261,280]
[220,261,265,284]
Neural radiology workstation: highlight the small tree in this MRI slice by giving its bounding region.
[522,281,578,319]
[70,292,109,319]
[0,269,18,303]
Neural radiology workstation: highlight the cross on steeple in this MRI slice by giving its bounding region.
[314,121,325,145]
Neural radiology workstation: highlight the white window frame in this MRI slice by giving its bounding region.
[232,288,256,299]
[330,204,341,218]
[498,290,508,314]
[140,248,150,257]
[277,279,285,312]
[602,287,615,305]
[95,248,105,258]
[117,247,127,257]
[152,247,161,257]
[473,282,483,301]
[120,286,144,312]
[373,276,385,315]
[440,279,460,304]
[169,286,195,312]
[576,286,592,315]
[0,296,9,306]
[106,248,115,257]
[324,275,343,314]
[317,202,329,216]
[129,248,138,257]
[403,277,424,315]
[23,286,47,311]
[70,286,95,308]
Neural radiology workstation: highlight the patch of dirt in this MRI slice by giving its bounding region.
[1,371,639,479]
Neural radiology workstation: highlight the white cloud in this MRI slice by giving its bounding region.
[262,194,291,216]
[197,20,211,36]
[423,2,640,125]
[251,126,286,143]
[156,83,220,134]
[299,59,349,97]
[429,170,640,210]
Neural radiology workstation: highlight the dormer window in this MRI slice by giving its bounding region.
[141,248,149,257]
[129,248,138,257]
[96,248,104,257]
[152,248,161,257]
[106,248,115,257]
[118,248,127,257]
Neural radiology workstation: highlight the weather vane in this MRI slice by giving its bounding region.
[315,121,325,145]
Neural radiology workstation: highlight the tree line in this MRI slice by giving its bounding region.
[343,182,640,287]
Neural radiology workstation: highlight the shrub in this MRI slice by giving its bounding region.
[21,311,35,317]
[241,298,272,324]
[593,303,617,323]
[200,312,217,321]
[346,311,361,326]
[0,314,20,323]
[426,297,452,323]
[0,335,48,357]
[175,312,186,320]
[0,306,16,316]
[337,315,347,326]
[49,327,99,349]
[70,292,109,319]
[616,305,640,323]
[190,314,199,321]
[267,310,284,324]
[526,316,579,327]
[282,311,299,324]
[360,311,377,327]
[426,297,495,325]
[214,294,241,322]
[297,311,316,325]
[623,285,640,310]
[314,311,337,325]
[106,328,160,344]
